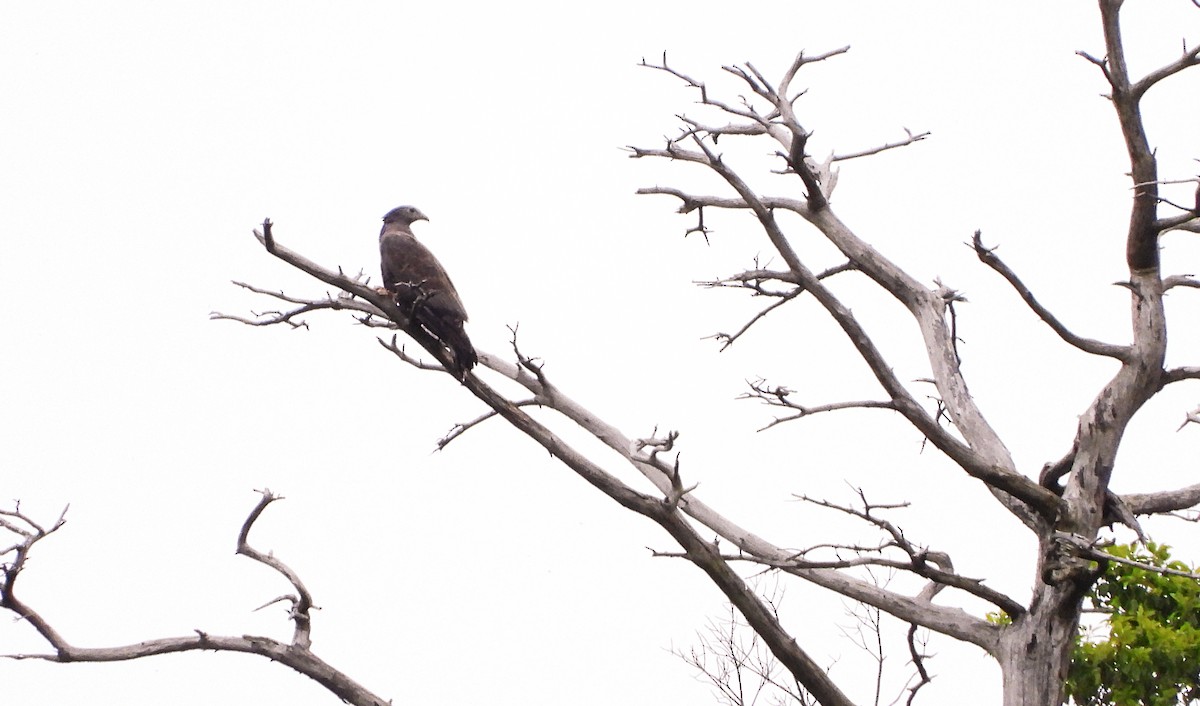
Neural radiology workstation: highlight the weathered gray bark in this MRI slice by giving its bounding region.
[991,3,1183,704]
[1,494,392,706]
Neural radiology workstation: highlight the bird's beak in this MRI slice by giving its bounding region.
[416,211,430,222]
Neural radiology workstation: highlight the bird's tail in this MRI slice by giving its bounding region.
[444,324,478,377]
[416,310,477,379]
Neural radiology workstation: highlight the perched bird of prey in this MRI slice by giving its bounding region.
[379,205,477,377]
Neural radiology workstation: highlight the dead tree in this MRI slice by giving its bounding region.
[5,3,1199,706]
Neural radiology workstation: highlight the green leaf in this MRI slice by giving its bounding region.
[1065,543,1200,706]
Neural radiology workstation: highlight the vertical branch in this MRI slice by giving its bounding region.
[237,490,314,650]
[1097,0,1160,273]
[0,505,70,657]
[1055,0,1170,537]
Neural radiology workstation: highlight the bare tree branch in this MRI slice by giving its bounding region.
[1054,532,1200,582]
[1166,216,1200,233]
[377,333,449,373]
[971,231,1130,360]
[634,188,807,216]
[739,380,897,431]
[719,60,829,210]
[830,128,931,163]
[215,231,1000,654]
[699,262,855,351]
[209,281,390,330]
[710,288,803,351]
[0,504,70,652]
[675,589,812,706]
[1164,366,1200,385]
[1,495,391,706]
[1049,0,1169,542]
[1177,404,1200,432]
[1130,41,1200,100]
[1096,2,1164,273]
[218,231,863,706]
[665,130,1059,523]
[236,490,313,649]
[638,53,767,126]
[1122,483,1200,515]
[904,623,933,706]
[793,492,1025,617]
[777,46,852,93]
[626,142,712,166]
[1164,274,1200,291]
[480,343,1001,651]
[436,400,542,451]
[633,60,1063,527]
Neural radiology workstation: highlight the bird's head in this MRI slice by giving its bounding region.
[382,205,429,226]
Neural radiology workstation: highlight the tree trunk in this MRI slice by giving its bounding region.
[997,535,1094,706]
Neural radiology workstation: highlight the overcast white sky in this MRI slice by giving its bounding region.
[2,2,1199,705]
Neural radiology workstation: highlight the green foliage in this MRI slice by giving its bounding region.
[1064,543,1200,706]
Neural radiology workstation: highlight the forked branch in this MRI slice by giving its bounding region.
[1,494,390,706]
[740,379,896,430]
[633,55,1066,527]
[236,490,314,648]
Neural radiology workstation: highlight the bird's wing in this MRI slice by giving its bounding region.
[380,233,469,321]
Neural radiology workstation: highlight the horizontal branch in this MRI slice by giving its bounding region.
[10,631,390,706]
[1054,532,1200,583]
[702,263,854,293]
[626,143,711,165]
[679,116,770,139]
[1164,274,1200,291]
[798,491,1025,616]
[1121,483,1200,515]
[831,128,931,162]
[668,550,1024,619]
[1165,216,1200,234]
[635,188,808,216]
[210,281,393,331]
[1164,366,1200,385]
[739,380,897,430]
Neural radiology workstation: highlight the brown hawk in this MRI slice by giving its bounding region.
[379,205,477,377]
